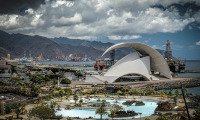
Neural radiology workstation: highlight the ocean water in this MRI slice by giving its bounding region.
[185,60,200,71]
[175,60,200,95]
[162,86,200,96]
[177,60,200,78]
[177,73,200,78]
[186,86,200,95]
[37,61,95,66]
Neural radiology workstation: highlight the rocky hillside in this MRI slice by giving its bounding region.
[0,30,164,60]
[53,37,113,51]
[0,30,64,59]
[0,30,120,60]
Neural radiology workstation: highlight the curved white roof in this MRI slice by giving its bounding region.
[109,51,140,70]
[102,43,172,79]
[104,56,154,81]
[85,53,158,83]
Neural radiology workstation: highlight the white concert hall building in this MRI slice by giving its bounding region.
[85,43,172,83]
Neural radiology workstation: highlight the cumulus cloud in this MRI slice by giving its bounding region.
[0,0,200,40]
[194,10,200,23]
[52,13,82,26]
[196,41,200,45]
[68,36,97,40]
[25,9,34,15]
[0,0,45,14]
[0,15,19,29]
[151,45,161,49]
[31,14,45,27]
[51,0,74,8]
[108,35,141,40]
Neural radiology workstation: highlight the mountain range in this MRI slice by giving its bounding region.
[0,30,132,60]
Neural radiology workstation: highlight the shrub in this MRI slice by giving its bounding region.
[28,103,55,120]
[60,78,71,84]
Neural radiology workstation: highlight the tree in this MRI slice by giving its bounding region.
[28,103,55,120]
[156,114,169,120]
[74,71,83,78]
[109,104,123,120]
[13,103,26,119]
[173,96,178,105]
[124,86,130,97]
[145,118,151,120]
[171,112,187,120]
[30,84,39,97]
[20,103,26,115]
[96,103,107,120]
[15,107,21,119]
[59,90,64,101]
[160,91,166,99]
[64,88,72,94]
[192,108,200,120]
[50,101,58,109]
[60,78,71,84]
[65,88,72,100]
[11,65,17,74]
[50,68,60,74]
[66,117,72,120]
[73,94,78,105]
[30,74,45,84]
[175,89,179,97]
[79,99,83,107]
[117,90,123,96]
[11,77,21,81]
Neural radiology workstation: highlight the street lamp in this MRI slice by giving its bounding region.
[138,112,142,120]
[181,83,191,120]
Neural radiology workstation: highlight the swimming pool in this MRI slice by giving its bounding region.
[55,98,158,119]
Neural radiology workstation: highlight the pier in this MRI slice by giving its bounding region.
[72,77,200,90]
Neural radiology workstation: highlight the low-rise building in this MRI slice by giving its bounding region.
[0,54,18,78]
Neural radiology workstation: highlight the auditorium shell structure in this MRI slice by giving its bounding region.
[85,43,172,83]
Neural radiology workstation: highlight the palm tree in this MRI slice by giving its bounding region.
[50,101,58,109]
[59,90,64,101]
[192,108,200,120]
[110,110,116,120]
[15,107,21,119]
[175,89,179,97]
[173,96,178,105]
[79,99,83,107]
[96,104,107,120]
[124,86,130,97]
[109,104,123,120]
[171,112,187,120]
[73,94,78,105]
[64,88,72,101]
[66,117,72,120]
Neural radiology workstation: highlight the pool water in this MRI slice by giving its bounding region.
[55,98,158,119]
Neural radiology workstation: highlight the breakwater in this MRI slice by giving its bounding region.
[146,78,200,90]
[185,70,200,73]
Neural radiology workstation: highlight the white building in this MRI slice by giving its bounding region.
[85,43,172,83]
[64,72,77,80]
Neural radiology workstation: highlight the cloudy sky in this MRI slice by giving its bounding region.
[0,0,200,59]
